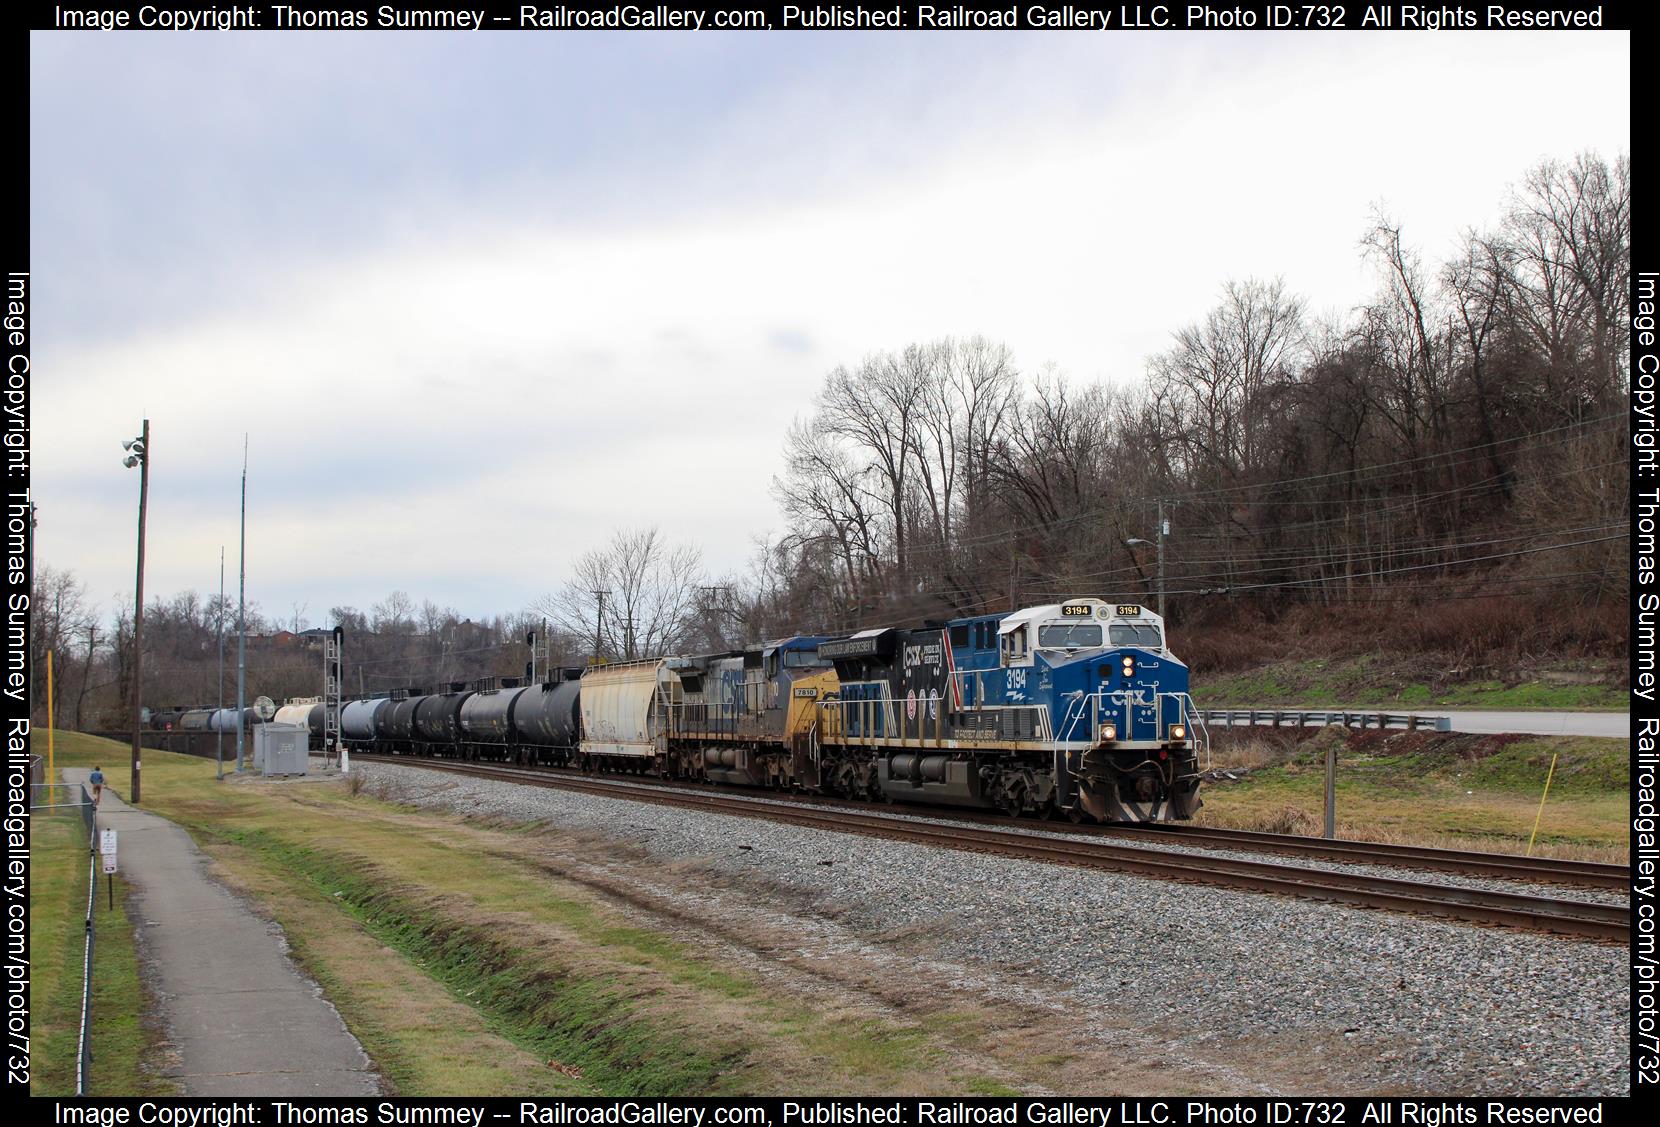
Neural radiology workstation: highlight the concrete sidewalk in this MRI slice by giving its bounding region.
[67,769,380,1096]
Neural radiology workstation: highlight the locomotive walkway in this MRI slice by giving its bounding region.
[64,768,381,1096]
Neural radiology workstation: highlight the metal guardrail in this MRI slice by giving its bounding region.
[1199,709,1453,732]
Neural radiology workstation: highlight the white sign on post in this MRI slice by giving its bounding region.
[100,829,118,874]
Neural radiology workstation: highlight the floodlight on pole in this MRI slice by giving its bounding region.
[1123,501,1168,619]
[123,421,150,803]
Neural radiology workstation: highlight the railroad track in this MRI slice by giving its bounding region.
[354,754,1630,943]
[354,752,1625,889]
[1116,823,1629,890]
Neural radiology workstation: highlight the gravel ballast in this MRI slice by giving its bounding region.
[354,761,1629,1094]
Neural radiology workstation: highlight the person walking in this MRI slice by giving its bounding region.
[88,765,105,807]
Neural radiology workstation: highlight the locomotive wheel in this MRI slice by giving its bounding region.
[1000,782,1026,818]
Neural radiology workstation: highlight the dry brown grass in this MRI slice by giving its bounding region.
[1196,796,1628,863]
[1206,734,1304,771]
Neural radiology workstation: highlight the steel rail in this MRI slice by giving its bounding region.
[1114,823,1629,889]
[356,755,1629,943]
[355,751,1626,889]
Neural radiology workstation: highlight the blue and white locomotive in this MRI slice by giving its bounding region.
[816,598,1205,822]
[317,597,1205,825]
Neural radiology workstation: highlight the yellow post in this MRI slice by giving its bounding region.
[47,651,55,784]
[1526,751,1560,857]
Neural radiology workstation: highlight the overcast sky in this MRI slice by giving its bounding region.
[31,29,1629,629]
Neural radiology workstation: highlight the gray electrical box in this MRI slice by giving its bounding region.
[256,723,310,776]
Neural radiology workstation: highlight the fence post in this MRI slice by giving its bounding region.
[1324,742,1337,840]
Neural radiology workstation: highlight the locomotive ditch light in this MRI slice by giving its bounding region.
[1170,723,1186,741]
[1100,723,1117,742]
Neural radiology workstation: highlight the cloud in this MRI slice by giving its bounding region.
[31,30,1629,624]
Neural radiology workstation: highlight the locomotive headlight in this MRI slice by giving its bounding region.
[1120,655,1135,676]
[1170,724,1186,741]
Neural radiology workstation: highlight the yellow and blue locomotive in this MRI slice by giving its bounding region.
[817,598,1204,822]
[328,599,1205,824]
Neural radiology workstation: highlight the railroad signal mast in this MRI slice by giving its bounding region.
[324,627,344,771]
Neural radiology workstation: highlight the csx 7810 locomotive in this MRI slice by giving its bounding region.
[335,598,1206,823]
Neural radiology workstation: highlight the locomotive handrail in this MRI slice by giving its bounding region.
[1055,689,1208,766]
[1055,690,1092,748]
[1163,691,1210,771]
[814,688,1049,748]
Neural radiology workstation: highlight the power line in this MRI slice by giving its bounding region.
[818,414,1623,565]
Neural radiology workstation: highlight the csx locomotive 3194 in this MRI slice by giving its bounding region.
[311,598,1207,824]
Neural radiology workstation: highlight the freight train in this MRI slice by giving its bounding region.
[146,702,276,733]
[283,598,1207,824]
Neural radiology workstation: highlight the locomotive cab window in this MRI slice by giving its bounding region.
[1108,623,1163,648]
[1038,623,1103,649]
[1001,625,1029,663]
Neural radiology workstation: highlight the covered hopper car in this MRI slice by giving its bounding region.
[332,599,1205,824]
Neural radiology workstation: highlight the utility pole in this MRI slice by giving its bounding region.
[235,436,247,773]
[124,420,149,804]
[698,585,733,648]
[590,590,608,663]
[216,547,225,780]
[527,626,537,683]
[1156,498,1167,620]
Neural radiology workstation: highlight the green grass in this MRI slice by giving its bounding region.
[37,733,1043,1095]
[27,800,172,1096]
[218,827,731,1095]
[1196,655,1627,710]
[1200,731,1629,858]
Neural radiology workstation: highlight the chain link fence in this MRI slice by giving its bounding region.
[31,757,99,1094]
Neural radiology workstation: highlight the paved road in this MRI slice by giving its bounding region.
[69,769,381,1096]
[1429,710,1630,738]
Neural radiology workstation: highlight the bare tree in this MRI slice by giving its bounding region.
[537,528,704,660]
[371,590,416,635]
[1500,152,1631,412]
[1147,278,1306,484]
[31,567,92,727]
[774,420,882,607]
[817,348,929,587]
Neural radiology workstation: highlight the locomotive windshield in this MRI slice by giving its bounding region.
[1038,623,1103,649]
[1108,623,1163,648]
